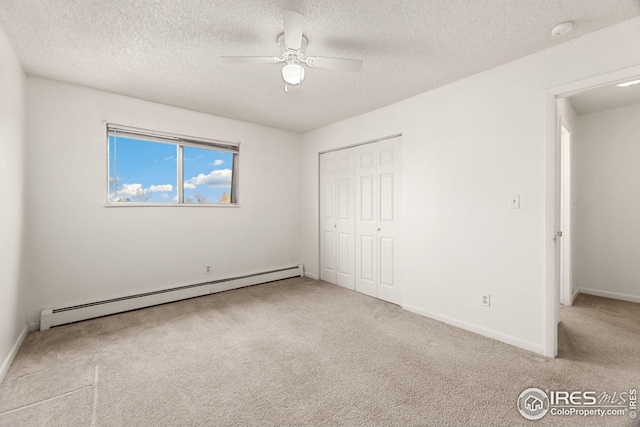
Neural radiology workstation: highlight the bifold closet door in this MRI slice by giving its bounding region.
[355,138,401,304]
[321,137,401,304]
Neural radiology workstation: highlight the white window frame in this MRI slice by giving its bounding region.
[106,123,240,207]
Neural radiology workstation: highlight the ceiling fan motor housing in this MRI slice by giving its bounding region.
[277,33,308,64]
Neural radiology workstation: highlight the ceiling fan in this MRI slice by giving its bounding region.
[221,10,363,93]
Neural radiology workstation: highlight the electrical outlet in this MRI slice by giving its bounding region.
[481,294,491,308]
[205,266,211,274]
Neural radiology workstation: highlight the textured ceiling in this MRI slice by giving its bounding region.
[569,78,640,115]
[1,1,639,133]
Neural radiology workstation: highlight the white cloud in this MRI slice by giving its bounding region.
[149,184,173,192]
[185,168,232,188]
[116,183,143,197]
[110,182,173,202]
[109,183,143,202]
[184,182,196,189]
[211,159,224,166]
[164,156,175,161]
[161,193,169,198]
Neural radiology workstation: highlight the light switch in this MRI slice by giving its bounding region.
[509,194,520,209]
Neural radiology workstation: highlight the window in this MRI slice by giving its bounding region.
[107,124,239,205]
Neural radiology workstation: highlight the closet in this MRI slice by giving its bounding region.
[319,136,401,304]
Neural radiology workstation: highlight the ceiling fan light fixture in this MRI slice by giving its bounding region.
[282,63,305,85]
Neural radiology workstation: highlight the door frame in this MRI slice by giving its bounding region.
[558,117,573,307]
[544,64,640,358]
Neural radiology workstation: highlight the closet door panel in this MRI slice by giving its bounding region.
[335,148,355,289]
[320,152,337,284]
[355,144,378,297]
[376,138,401,304]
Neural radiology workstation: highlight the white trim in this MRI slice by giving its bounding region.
[318,133,402,155]
[0,325,28,386]
[305,272,319,280]
[40,309,53,330]
[551,65,640,99]
[105,203,241,208]
[544,91,559,358]
[576,288,640,304]
[402,303,545,356]
[39,266,304,330]
[559,118,573,307]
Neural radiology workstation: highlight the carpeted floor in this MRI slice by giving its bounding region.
[1,277,639,426]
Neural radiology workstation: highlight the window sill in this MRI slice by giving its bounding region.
[105,203,241,208]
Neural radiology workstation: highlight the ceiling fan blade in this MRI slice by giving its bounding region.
[220,56,281,64]
[283,10,304,50]
[306,57,363,73]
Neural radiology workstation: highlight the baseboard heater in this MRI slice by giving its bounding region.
[39,265,304,331]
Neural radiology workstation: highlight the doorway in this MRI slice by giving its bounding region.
[546,65,640,357]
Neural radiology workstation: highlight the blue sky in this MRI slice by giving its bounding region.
[108,136,233,203]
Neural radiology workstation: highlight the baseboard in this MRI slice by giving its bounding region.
[402,303,545,356]
[40,265,304,331]
[305,272,319,280]
[0,325,28,386]
[576,287,640,304]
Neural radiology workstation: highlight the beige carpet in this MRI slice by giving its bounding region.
[1,277,639,426]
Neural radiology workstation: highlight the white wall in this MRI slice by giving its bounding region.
[557,98,580,299]
[577,102,640,303]
[301,18,640,355]
[26,77,302,324]
[0,26,27,380]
